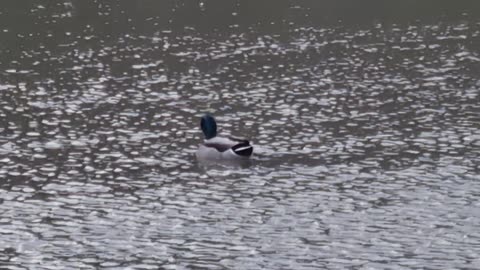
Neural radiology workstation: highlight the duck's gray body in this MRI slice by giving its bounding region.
[196,114,253,161]
[196,136,253,160]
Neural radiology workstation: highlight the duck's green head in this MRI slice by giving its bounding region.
[201,114,217,139]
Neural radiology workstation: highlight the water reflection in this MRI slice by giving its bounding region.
[1,1,480,269]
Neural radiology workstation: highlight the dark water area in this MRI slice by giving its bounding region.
[1,1,480,269]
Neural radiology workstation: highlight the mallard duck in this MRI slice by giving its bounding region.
[196,114,253,160]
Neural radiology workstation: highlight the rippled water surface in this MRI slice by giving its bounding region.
[1,1,480,269]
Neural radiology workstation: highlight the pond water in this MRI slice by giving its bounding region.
[1,1,480,269]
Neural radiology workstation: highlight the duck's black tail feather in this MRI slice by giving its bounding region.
[232,141,253,157]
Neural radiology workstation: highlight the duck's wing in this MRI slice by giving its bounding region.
[203,137,239,152]
[203,142,231,152]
